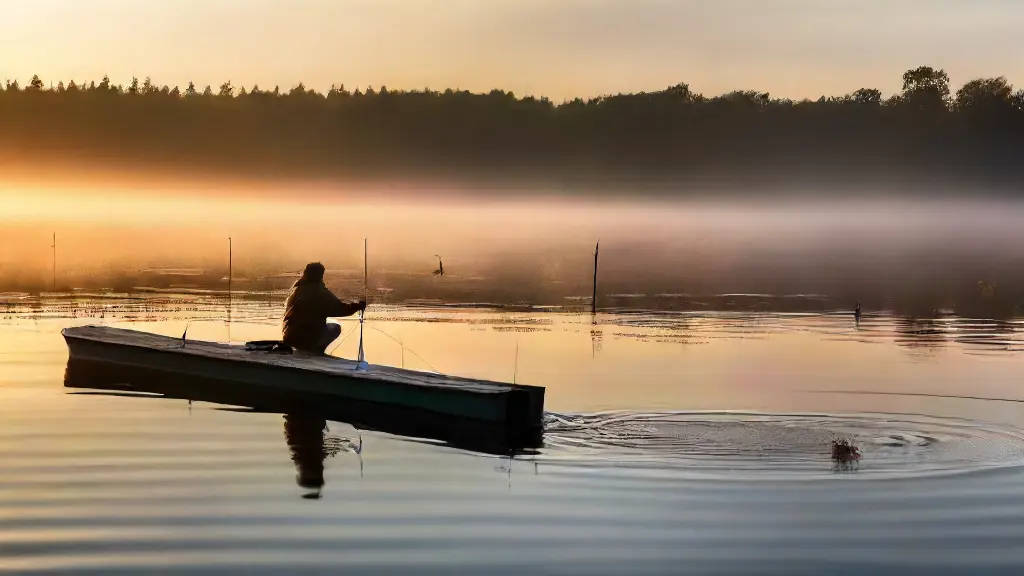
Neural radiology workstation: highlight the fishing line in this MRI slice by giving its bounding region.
[366,325,441,374]
[323,319,442,373]
[326,322,360,356]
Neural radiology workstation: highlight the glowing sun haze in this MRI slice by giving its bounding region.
[2,0,1021,101]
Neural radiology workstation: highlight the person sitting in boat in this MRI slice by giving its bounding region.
[283,262,366,354]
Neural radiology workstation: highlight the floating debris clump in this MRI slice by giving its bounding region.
[831,438,861,463]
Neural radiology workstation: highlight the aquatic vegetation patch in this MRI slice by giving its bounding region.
[831,438,861,463]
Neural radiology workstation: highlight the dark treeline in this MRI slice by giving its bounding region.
[4,66,1024,190]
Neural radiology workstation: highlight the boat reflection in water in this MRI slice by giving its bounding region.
[63,358,540,493]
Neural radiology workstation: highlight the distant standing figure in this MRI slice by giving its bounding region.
[283,262,365,354]
[433,255,444,276]
[854,302,861,318]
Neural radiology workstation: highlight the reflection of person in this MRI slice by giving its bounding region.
[283,414,329,499]
[282,262,366,354]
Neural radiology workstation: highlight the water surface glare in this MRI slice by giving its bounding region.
[3,295,1024,574]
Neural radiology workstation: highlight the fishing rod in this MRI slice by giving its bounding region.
[356,237,368,371]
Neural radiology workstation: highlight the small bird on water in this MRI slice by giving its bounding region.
[433,255,444,276]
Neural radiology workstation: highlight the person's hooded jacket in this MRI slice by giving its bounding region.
[282,262,363,351]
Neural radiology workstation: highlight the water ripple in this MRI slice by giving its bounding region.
[541,411,1024,480]
[6,300,1024,573]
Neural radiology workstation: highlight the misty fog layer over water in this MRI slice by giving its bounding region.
[3,295,1024,574]
[2,189,1024,317]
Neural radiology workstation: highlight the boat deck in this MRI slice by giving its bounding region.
[65,325,514,393]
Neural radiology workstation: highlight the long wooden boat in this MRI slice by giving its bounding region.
[62,325,545,449]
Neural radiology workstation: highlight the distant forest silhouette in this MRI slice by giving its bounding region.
[4,66,1024,188]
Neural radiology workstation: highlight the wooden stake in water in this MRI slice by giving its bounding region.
[51,232,56,293]
[227,237,233,343]
[356,238,368,370]
[513,339,519,385]
[592,240,599,314]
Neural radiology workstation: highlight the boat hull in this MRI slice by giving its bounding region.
[62,326,545,449]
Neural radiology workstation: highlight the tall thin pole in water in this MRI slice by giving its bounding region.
[227,237,233,342]
[592,240,599,314]
[51,232,56,293]
[513,339,519,385]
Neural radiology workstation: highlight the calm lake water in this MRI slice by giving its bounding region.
[3,293,1024,574]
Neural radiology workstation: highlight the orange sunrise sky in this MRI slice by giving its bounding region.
[2,0,1022,101]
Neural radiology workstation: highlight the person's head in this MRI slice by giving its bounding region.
[299,262,326,284]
